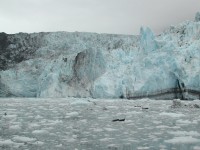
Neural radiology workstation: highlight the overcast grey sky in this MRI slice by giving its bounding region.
[0,0,200,35]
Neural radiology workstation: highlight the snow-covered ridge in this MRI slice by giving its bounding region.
[0,13,200,99]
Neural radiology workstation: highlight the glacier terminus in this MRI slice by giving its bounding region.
[0,13,200,100]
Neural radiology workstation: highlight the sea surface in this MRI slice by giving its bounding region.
[0,98,200,150]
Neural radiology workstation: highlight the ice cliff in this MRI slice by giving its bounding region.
[0,13,200,99]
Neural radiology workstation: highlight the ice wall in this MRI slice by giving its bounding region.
[0,13,200,99]
[195,12,200,22]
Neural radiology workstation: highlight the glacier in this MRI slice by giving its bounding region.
[0,13,200,99]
